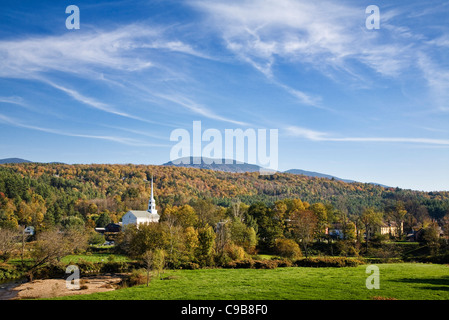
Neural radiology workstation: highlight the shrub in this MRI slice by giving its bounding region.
[274,238,302,260]
[88,232,105,246]
[0,263,23,281]
[215,252,232,267]
[127,268,147,286]
[102,261,129,273]
[225,244,246,261]
[224,259,255,269]
[271,258,293,267]
[253,260,278,269]
[180,262,200,270]
[294,257,364,268]
[335,240,359,257]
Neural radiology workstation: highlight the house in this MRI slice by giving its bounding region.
[377,221,403,237]
[121,177,160,228]
[364,221,404,239]
[328,223,357,240]
[105,223,121,233]
[406,228,423,242]
[24,226,35,236]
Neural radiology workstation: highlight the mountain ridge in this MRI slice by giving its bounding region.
[163,157,390,188]
[0,156,390,188]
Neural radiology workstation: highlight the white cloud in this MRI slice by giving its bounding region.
[417,53,449,111]
[0,96,26,106]
[0,113,167,147]
[285,126,328,141]
[190,0,425,91]
[0,23,247,126]
[286,125,449,146]
[153,92,250,126]
[0,25,155,78]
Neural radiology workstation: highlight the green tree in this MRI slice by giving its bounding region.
[310,203,328,241]
[422,221,440,255]
[195,225,216,267]
[183,226,199,261]
[96,212,112,228]
[230,218,257,254]
[360,208,383,250]
[248,202,282,251]
[123,223,168,258]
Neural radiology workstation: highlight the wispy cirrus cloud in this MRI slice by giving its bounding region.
[190,0,445,109]
[40,78,162,125]
[417,53,449,111]
[0,113,167,147]
[0,96,27,106]
[0,25,153,78]
[0,22,245,127]
[191,0,412,77]
[0,23,214,79]
[286,125,449,146]
[152,92,250,126]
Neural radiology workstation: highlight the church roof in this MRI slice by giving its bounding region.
[127,210,159,218]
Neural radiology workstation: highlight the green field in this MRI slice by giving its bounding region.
[54,263,449,300]
[60,253,131,264]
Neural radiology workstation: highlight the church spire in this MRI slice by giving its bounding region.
[151,176,154,200]
[148,176,157,215]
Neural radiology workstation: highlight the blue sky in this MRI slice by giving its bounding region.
[0,0,449,191]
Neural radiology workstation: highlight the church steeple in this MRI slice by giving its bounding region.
[148,176,157,215]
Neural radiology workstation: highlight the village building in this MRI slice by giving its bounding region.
[376,221,403,238]
[121,177,160,227]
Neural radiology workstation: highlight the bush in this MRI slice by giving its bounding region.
[271,258,293,267]
[0,263,23,281]
[127,269,147,286]
[215,252,233,267]
[253,260,278,269]
[88,232,105,246]
[335,240,359,257]
[224,259,255,269]
[294,257,364,268]
[225,244,247,261]
[102,261,129,273]
[274,239,302,260]
[406,252,449,264]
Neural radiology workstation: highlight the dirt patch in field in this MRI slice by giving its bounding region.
[12,273,127,299]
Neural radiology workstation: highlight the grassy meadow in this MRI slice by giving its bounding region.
[53,263,449,300]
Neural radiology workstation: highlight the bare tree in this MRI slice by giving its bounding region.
[231,199,242,221]
[27,228,89,281]
[0,227,21,262]
[290,210,317,258]
[142,250,154,287]
[142,248,166,285]
[215,220,230,256]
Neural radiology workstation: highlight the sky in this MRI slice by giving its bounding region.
[0,0,449,191]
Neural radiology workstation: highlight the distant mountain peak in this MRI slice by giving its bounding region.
[164,157,389,187]
[163,157,264,173]
[0,158,33,164]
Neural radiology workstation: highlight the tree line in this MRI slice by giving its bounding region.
[1,163,448,233]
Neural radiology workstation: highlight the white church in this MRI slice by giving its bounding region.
[121,177,160,227]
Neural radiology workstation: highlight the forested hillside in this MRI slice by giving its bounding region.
[0,163,448,230]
